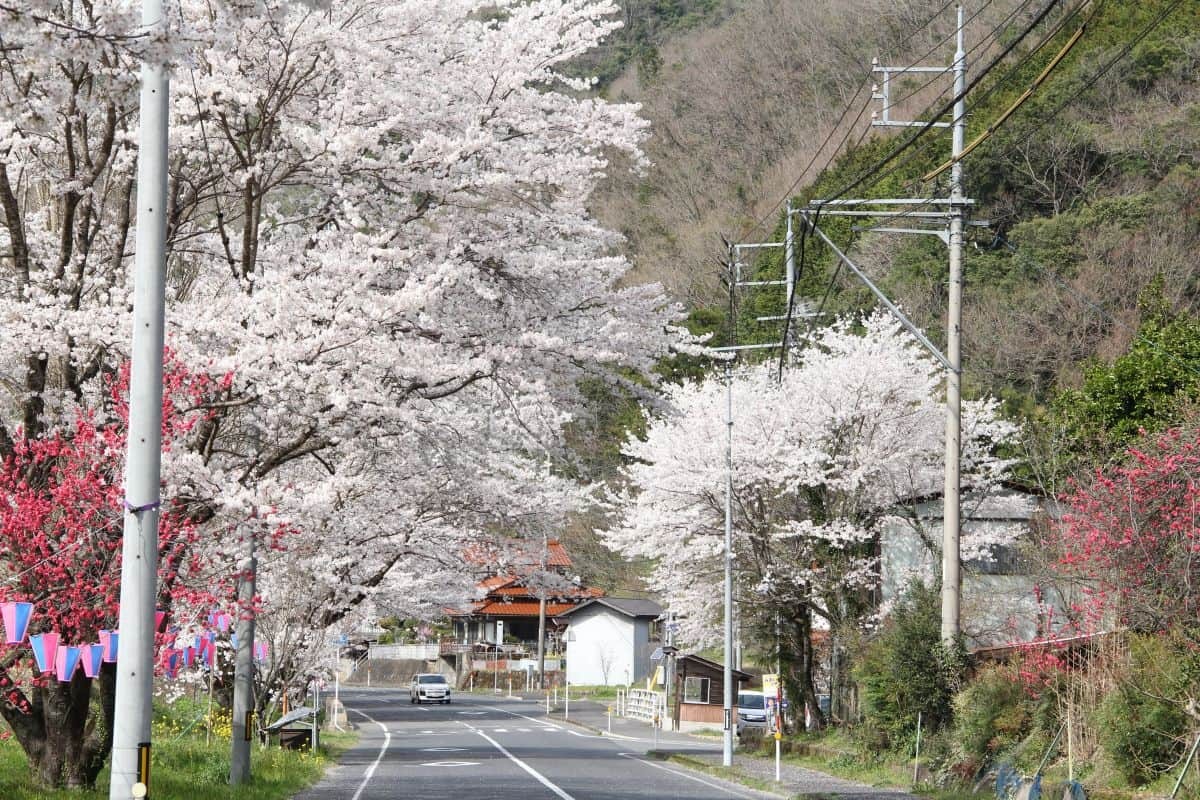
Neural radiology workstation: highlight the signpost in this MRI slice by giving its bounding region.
[763,673,784,782]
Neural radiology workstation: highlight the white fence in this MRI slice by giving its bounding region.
[623,688,666,725]
[368,643,440,660]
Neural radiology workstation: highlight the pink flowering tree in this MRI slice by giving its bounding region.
[1053,425,1200,645]
[0,359,229,789]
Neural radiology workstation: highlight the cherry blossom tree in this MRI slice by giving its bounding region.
[604,312,1016,724]
[1,0,689,737]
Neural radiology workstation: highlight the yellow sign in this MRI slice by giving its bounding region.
[649,665,664,687]
[762,673,779,697]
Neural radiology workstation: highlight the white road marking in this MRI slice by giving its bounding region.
[347,708,391,800]
[617,752,763,799]
[466,724,578,800]
[420,760,479,767]
[494,728,509,733]
[416,706,430,712]
[421,747,468,752]
[484,704,563,730]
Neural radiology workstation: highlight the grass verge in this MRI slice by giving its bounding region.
[0,729,356,799]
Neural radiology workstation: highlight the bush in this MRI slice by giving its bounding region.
[952,664,1032,774]
[1093,635,1194,786]
[854,582,966,749]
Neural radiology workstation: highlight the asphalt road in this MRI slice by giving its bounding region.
[294,688,780,800]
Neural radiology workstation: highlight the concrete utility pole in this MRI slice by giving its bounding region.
[711,239,789,768]
[722,361,735,768]
[941,5,967,645]
[798,4,973,645]
[109,0,170,796]
[230,542,257,784]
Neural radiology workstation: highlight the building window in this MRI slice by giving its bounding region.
[683,676,710,704]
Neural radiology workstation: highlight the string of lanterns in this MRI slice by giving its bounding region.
[0,601,268,685]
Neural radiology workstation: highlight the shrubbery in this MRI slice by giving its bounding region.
[951,664,1033,774]
[854,582,966,750]
[1094,636,1192,786]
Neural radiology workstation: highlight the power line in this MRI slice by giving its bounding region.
[813,0,1067,206]
[733,0,984,243]
[824,0,1095,241]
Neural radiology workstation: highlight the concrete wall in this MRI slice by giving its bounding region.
[564,607,636,686]
[369,643,440,660]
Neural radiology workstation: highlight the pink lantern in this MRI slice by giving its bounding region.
[0,601,33,644]
[55,645,82,682]
[81,644,105,678]
[99,630,118,662]
[29,632,59,673]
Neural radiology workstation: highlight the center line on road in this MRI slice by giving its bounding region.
[471,727,578,800]
[348,708,392,800]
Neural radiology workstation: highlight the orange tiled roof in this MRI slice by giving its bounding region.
[474,601,580,617]
[545,540,572,567]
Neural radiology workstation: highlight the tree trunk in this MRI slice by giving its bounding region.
[0,662,116,789]
[785,603,826,731]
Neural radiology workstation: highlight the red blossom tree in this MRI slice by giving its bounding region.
[1053,426,1200,644]
[0,357,230,789]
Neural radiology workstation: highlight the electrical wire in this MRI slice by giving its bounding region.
[923,0,1099,180]
[746,1,1044,362]
[796,0,1094,244]
[813,0,1067,206]
[732,0,989,244]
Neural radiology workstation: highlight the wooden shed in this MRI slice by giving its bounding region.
[672,654,751,732]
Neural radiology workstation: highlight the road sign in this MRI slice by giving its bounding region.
[650,647,664,662]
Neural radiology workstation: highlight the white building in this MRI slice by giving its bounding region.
[555,598,662,686]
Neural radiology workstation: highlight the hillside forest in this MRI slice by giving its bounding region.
[576,0,1200,794]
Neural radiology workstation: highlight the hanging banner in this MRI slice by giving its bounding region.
[254,642,268,662]
[0,601,33,644]
[56,645,82,682]
[184,646,195,667]
[155,610,166,633]
[29,632,60,673]
[99,630,119,662]
[82,643,105,678]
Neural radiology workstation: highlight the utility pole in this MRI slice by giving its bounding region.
[942,5,967,645]
[711,239,789,768]
[536,534,547,690]
[110,0,170,796]
[536,594,547,690]
[230,539,257,784]
[722,359,735,768]
[797,4,974,645]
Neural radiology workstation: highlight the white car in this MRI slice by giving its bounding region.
[736,690,768,735]
[410,673,451,704]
